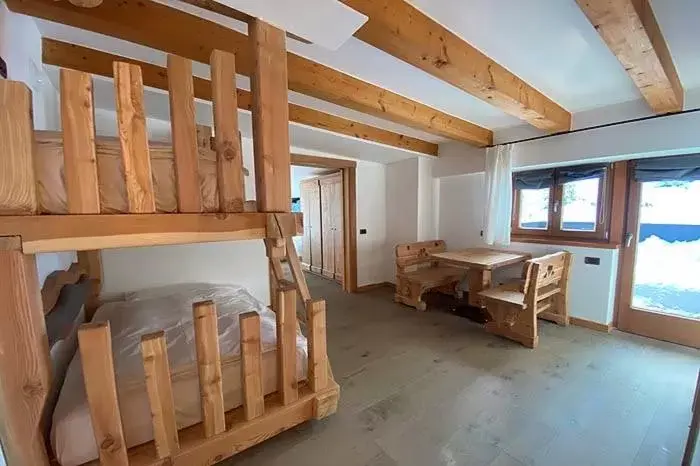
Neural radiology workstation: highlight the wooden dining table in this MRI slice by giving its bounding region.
[430,248,531,307]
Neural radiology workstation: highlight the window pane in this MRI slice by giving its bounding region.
[518,188,549,229]
[632,180,700,320]
[561,177,600,232]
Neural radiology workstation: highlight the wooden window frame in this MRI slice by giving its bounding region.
[511,164,614,244]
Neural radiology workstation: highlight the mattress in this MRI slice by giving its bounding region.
[51,283,308,466]
[34,131,255,214]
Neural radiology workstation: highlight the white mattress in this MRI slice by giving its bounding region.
[51,283,308,466]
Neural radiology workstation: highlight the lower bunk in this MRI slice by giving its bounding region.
[47,281,338,466]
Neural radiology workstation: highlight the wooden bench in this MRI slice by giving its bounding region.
[394,240,464,311]
[478,251,572,348]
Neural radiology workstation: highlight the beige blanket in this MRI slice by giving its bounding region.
[34,131,253,214]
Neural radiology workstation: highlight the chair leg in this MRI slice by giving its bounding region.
[554,293,570,326]
[393,278,426,311]
[485,302,538,348]
[412,283,427,311]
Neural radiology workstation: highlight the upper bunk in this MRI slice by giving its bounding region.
[0,39,299,254]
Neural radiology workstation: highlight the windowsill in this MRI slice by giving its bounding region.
[511,235,620,250]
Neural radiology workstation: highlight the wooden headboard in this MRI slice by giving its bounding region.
[41,263,86,315]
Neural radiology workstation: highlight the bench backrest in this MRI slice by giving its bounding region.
[522,251,572,308]
[395,240,446,274]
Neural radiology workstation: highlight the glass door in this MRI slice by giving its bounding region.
[618,176,700,348]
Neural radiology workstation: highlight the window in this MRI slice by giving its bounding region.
[518,188,550,230]
[512,164,611,241]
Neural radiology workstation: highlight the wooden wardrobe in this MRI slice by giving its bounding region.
[300,172,344,283]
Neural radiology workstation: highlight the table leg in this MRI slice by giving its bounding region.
[467,269,491,307]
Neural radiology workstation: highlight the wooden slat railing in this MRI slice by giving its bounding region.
[1,50,255,218]
[277,286,299,404]
[113,62,156,214]
[60,68,100,214]
[167,54,201,213]
[77,322,129,465]
[239,312,264,420]
[211,49,245,213]
[78,290,334,465]
[141,331,179,459]
[307,299,328,392]
[193,300,226,437]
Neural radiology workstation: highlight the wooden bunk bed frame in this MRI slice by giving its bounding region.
[0,18,338,466]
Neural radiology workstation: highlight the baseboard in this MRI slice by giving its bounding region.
[356,282,394,293]
[570,316,612,333]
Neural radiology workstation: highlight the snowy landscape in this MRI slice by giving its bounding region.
[632,180,700,319]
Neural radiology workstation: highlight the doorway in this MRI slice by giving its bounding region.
[298,172,343,284]
[617,169,700,348]
[290,154,357,293]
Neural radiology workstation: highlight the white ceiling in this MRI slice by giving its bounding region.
[35,0,700,162]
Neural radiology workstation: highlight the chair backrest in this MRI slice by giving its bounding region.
[522,251,572,307]
[395,240,446,274]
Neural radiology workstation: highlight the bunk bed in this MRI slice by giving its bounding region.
[0,18,339,466]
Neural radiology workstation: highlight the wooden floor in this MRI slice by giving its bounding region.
[225,274,699,466]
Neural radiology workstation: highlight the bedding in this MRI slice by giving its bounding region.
[35,132,224,214]
[44,283,90,449]
[51,283,308,466]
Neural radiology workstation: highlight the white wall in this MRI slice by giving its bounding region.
[0,3,59,131]
[385,158,419,280]
[433,141,486,178]
[437,172,619,325]
[417,157,437,241]
[436,109,700,181]
[513,110,700,171]
[356,161,387,286]
[290,165,330,198]
[438,174,486,249]
[100,240,270,302]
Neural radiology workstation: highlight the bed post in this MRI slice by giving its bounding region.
[0,238,51,465]
[250,18,293,311]
[250,19,291,214]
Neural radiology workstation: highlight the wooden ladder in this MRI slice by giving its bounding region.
[266,213,312,320]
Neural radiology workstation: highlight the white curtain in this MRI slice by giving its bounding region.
[483,144,514,246]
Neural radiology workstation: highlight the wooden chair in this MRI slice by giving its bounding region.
[478,251,572,348]
[394,240,464,311]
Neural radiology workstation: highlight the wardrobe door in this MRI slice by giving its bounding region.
[299,180,314,269]
[332,177,344,283]
[308,181,323,274]
[320,177,336,279]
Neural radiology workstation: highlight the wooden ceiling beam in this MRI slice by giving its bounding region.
[576,0,683,113]
[7,0,491,146]
[343,0,571,132]
[42,39,438,157]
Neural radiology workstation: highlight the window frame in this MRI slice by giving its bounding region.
[511,164,613,242]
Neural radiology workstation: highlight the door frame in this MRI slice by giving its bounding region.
[292,153,358,293]
[616,170,700,348]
